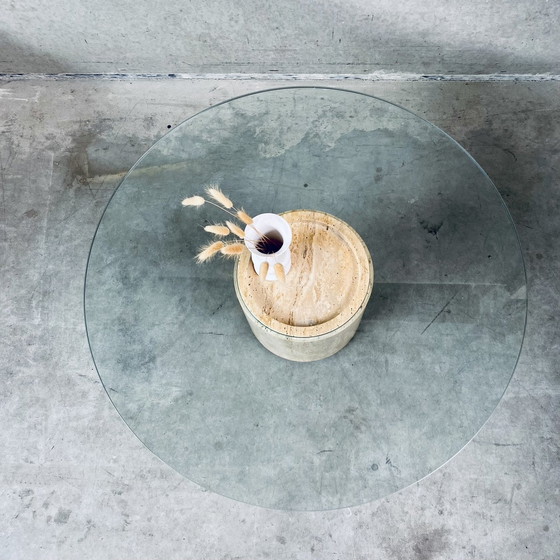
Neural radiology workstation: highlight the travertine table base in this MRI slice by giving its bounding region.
[234,210,374,361]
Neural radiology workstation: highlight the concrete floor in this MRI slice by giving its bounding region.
[3,0,560,75]
[1,78,559,559]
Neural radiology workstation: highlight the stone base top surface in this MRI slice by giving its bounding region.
[235,209,374,337]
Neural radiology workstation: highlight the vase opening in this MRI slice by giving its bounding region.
[255,229,284,254]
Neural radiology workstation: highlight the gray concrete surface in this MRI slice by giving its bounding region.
[1,0,560,75]
[1,78,559,558]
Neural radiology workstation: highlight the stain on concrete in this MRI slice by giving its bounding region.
[385,455,402,476]
[18,488,34,499]
[61,122,144,195]
[419,218,444,237]
[24,209,38,218]
[17,488,35,513]
[342,406,367,432]
[412,527,450,560]
[54,507,72,525]
[78,519,96,543]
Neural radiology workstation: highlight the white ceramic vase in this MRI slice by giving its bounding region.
[244,213,292,281]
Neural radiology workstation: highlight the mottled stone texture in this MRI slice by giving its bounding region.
[1,79,559,558]
[0,0,559,74]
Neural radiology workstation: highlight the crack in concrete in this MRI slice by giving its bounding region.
[1,72,560,82]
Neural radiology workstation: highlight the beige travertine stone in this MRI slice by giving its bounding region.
[234,210,374,361]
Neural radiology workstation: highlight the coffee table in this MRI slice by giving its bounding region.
[85,87,526,510]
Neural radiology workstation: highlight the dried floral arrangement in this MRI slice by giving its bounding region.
[181,185,286,280]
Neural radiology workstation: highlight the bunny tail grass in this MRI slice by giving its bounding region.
[226,221,245,239]
[196,241,224,262]
[182,195,205,207]
[205,185,233,209]
[258,262,269,278]
[204,224,230,236]
[237,209,253,225]
[274,263,286,282]
[220,242,246,258]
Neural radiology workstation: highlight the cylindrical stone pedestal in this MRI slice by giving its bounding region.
[234,210,374,362]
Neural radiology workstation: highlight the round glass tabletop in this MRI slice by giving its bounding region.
[85,87,526,510]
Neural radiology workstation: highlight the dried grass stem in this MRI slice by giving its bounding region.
[196,241,224,262]
[204,224,230,236]
[220,242,246,257]
[205,185,234,209]
[226,221,245,239]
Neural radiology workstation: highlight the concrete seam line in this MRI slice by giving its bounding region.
[1,72,560,82]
